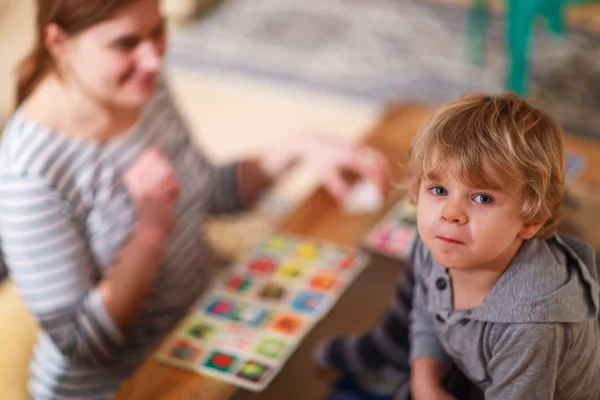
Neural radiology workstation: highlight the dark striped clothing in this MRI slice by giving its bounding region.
[0,82,244,399]
[314,240,417,395]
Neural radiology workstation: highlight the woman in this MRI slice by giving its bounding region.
[0,0,388,398]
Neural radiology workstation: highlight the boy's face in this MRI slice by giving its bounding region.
[416,162,543,271]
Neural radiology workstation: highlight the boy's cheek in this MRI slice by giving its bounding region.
[416,217,432,241]
[417,197,437,218]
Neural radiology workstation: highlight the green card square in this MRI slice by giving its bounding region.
[255,337,287,359]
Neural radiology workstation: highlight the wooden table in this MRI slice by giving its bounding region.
[114,102,600,400]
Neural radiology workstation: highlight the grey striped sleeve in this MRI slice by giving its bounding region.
[0,173,125,368]
[208,162,245,215]
[156,79,245,216]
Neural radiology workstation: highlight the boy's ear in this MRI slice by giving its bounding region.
[518,220,545,240]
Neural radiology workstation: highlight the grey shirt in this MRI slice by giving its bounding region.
[410,235,600,399]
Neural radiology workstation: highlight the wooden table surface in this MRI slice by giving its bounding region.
[114,102,600,400]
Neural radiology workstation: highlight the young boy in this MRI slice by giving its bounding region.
[315,93,600,400]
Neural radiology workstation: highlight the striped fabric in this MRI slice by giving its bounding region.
[314,238,418,396]
[0,83,244,399]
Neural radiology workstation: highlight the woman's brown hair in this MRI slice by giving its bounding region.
[16,0,141,106]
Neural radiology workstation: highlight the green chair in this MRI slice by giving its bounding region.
[467,0,595,96]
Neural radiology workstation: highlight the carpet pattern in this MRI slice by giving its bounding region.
[168,0,600,139]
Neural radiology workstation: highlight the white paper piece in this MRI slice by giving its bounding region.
[342,180,383,215]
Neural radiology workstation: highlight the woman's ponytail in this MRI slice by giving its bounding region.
[15,42,49,107]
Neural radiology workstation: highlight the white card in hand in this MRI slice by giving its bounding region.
[342,180,383,215]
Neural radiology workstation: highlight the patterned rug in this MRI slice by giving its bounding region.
[168,0,600,140]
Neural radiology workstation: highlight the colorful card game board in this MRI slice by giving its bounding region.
[157,234,370,391]
[363,196,417,261]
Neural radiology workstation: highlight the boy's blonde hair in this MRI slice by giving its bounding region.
[407,93,566,239]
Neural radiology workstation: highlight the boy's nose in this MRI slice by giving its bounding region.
[440,201,468,225]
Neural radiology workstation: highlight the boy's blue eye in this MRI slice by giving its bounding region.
[473,194,493,204]
[430,187,448,196]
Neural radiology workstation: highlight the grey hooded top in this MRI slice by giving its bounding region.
[410,234,600,400]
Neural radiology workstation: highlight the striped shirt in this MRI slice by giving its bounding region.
[0,82,244,399]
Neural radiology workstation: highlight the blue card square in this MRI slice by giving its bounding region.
[291,291,326,314]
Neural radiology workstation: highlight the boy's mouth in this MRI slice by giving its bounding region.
[436,236,464,245]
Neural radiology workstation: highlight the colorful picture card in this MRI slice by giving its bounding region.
[364,197,418,260]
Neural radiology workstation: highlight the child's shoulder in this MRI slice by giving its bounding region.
[489,319,600,359]
[468,235,599,326]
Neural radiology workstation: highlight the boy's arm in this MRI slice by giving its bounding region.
[314,235,418,373]
[412,358,455,400]
[485,324,567,400]
[409,241,454,399]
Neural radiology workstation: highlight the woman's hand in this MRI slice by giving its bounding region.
[259,136,390,204]
[124,148,180,246]
[99,148,181,331]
